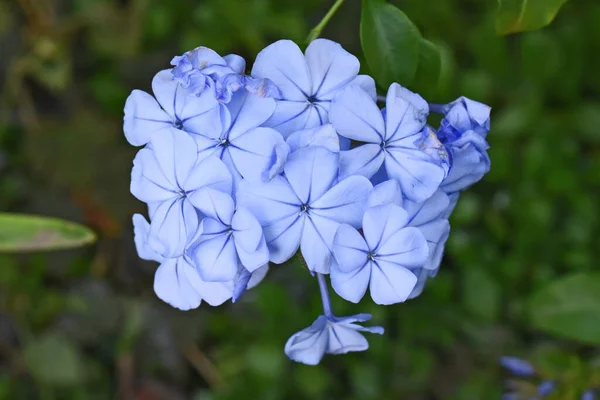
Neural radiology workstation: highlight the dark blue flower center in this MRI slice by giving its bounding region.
[306,95,318,104]
[219,138,230,147]
[300,203,310,213]
[174,119,183,129]
[367,251,377,261]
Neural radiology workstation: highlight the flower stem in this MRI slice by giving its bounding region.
[317,273,334,318]
[306,0,346,44]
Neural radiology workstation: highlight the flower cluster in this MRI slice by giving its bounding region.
[501,356,597,399]
[124,39,491,365]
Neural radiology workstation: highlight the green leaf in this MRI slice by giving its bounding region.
[360,0,421,88]
[24,333,86,386]
[528,272,600,344]
[412,38,443,97]
[0,213,96,252]
[496,0,570,35]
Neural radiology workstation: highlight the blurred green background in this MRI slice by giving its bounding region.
[1,0,599,399]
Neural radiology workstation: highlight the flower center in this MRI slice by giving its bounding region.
[300,203,310,213]
[174,119,183,129]
[367,251,377,261]
[306,95,318,104]
[219,138,230,147]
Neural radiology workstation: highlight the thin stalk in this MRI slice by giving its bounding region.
[317,273,334,318]
[306,0,346,44]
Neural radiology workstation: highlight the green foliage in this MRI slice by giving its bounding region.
[24,333,86,386]
[360,0,421,88]
[496,0,570,34]
[0,213,96,252]
[528,273,600,345]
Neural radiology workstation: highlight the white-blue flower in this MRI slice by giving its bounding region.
[284,313,383,366]
[330,203,429,305]
[187,191,269,282]
[130,129,232,258]
[251,39,376,137]
[237,146,373,273]
[123,70,221,146]
[329,83,446,202]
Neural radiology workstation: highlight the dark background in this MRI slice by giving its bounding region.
[1,0,599,398]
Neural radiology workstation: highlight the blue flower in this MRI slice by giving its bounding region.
[286,124,343,154]
[170,47,247,101]
[330,203,429,305]
[189,90,289,185]
[251,39,376,137]
[133,214,234,310]
[130,129,232,258]
[123,70,221,146]
[232,264,270,303]
[284,313,384,365]
[330,83,446,202]
[237,146,372,273]
[187,192,269,282]
[430,96,492,193]
[537,380,555,396]
[499,356,536,377]
[582,390,597,400]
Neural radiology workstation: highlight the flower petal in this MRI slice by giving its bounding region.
[300,214,339,273]
[130,148,177,203]
[226,91,276,140]
[153,257,203,310]
[384,83,428,142]
[286,124,341,153]
[251,40,311,101]
[384,147,445,202]
[329,85,384,143]
[330,259,370,303]
[235,234,269,272]
[349,75,377,100]
[362,204,409,251]
[284,147,339,204]
[149,128,198,191]
[231,206,263,253]
[367,180,403,208]
[311,175,372,228]
[223,54,246,74]
[377,226,429,268]
[188,188,234,225]
[263,213,305,264]
[123,90,172,146]
[404,190,450,226]
[369,260,417,305]
[184,153,232,194]
[418,219,450,271]
[284,315,328,366]
[147,198,198,258]
[305,39,359,99]
[326,323,369,354]
[199,279,234,306]
[339,144,385,180]
[132,214,163,263]
[332,224,369,273]
[236,176,300,225]
[228,127,288,182]
[191,227,238,282]
[264,101,312,138]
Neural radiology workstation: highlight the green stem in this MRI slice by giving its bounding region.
[306,0,346,44]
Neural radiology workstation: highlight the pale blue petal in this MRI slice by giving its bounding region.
[198,278,234,306]
[407,267,428,299]
[191,227,238,282]
[149,129,198,190]
[304,38,359,99]
[336,314,385,335]
[263,136,289,181]
[367,180,403,208]
[130,148,177,203]
[329,85,384,143]
[332,224,369,273]
[232,268,252,302]
[220,147,244,194]
[236,234,269,272]
[384,147,445,202]
[404,190,450,226]
[286,124,340,154]
[327,324,370,354]
[330,259,370,303]
[284,316,328,365]
[384,84,428,142]
[123,90,172,146]
[362,204,410,251]
[370,260,418,305]
[223,54,246,74]
[414,126,451,177]
[349,75,377,100]
[300,214,339,273]
[310,175,372,228]
[444,192,460,219]
[231,206,263,253]
[236,176,300,225]
[304,105,326,129]
[284,147,339,204]
[418,219,450,271]
[147,198,198,258]
[178,88,223,139]
[183,154,232,194]
[153,257,203,310]
[499,356,536,377]
[151,69,181,119]
[263,213,305,264]
[226,91,276,141]
[188,188,234,225]
[339,144,385,180]
[247,264,269,289]
[251,40,311,101]
[442,130,490,192]
[581,390,596,400]
[377,226,429,268]
[228,127,288,182]
[264,101,312,138]
[132,214,163,263]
